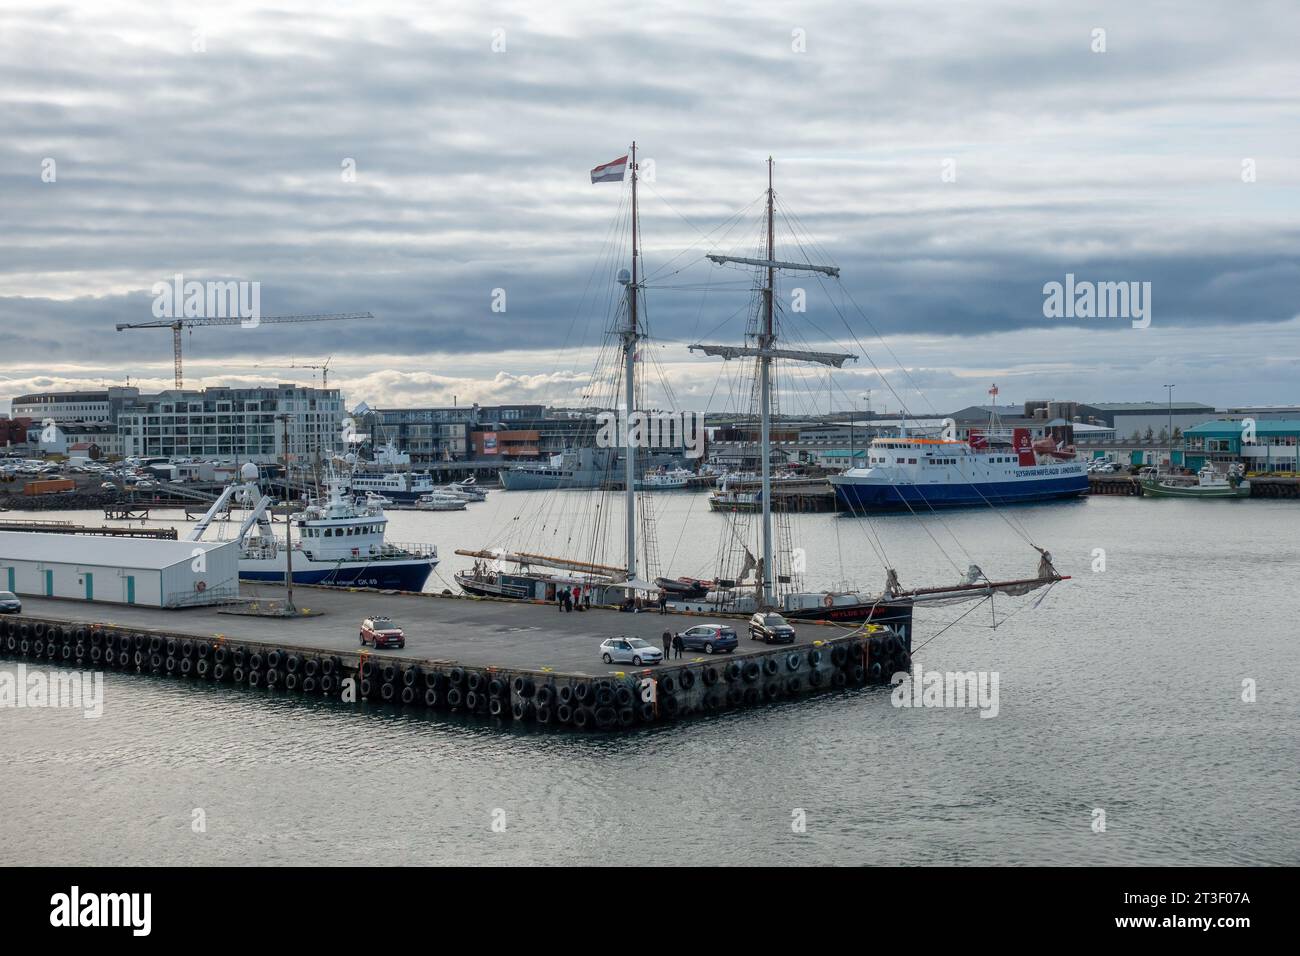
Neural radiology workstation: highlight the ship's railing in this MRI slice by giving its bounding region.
[379,541,439,560]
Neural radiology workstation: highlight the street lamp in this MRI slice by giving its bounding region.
[1164,384,1175,470]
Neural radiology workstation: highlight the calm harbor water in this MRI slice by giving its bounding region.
[1,492,1297,865]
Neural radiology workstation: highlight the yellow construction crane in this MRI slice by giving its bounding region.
[115,314,371,389]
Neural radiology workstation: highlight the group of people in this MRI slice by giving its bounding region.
[554,585,589,612]
[661,630,684,659]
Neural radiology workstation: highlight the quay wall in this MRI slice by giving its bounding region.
[0,613,912,732]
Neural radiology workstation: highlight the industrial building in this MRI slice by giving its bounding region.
[1183,420,1300,473]
[0,533,239,607]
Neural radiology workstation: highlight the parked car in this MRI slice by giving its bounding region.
[749,612,796,644]
[360,616,405,649]
[676,623,738,654]
[599,637,662,666]
[0,591,21,614]
[100,481,117,490]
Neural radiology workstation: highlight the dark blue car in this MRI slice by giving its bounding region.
[677,624,738,655]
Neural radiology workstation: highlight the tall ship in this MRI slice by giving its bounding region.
[456,148,1068,645]
[831,422,1088,511]
[189,463,438,591]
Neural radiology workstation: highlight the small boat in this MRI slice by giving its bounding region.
[1141,465,1251,499]
[432,481,487,502]
[635,467,694,490]
[450,476,488,501]
[415,492,468,511]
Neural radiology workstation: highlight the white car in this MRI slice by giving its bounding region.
[600,637,662,666]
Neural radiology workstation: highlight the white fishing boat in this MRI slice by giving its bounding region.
[188,463,438,591]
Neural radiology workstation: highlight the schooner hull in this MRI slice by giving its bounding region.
[782,600,914,648]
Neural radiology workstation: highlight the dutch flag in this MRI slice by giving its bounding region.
[591,155,628,184]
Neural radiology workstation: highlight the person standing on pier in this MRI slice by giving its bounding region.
[662,630,672,658]
[672,632,684,659]
[657,591,667,614]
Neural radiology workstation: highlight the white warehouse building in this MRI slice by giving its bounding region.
[0,533,239,607]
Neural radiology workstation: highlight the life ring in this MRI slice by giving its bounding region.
[823,594,834,607]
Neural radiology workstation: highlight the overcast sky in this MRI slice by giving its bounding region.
[2,0,1298,417]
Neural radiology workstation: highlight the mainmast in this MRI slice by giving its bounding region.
[622,142,640,580]
[758,158,775,606]
[692,157,853,608]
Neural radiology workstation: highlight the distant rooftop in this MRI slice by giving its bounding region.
[1185,419,1300,435]
[1088,402,1213,412]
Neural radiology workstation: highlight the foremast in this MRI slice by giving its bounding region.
[622,141,640,583]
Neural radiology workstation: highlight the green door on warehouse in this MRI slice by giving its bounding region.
[5,567,12,592]
[125,576,135,604]
[84,572,94,601]
[44,570,54,596]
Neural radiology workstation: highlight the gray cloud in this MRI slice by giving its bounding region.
[2,0,1298,412]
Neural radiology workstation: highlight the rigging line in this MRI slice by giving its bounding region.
[779,200,935,421]
[558,186,630,382]
[808,271,919,422]
[638,184,766,283]
[642,280,756,290]
[798,268,990,568]
[907,594,996,657]
[911,578,1061,659]
[805,270,1042,555]
[663,357,731,577]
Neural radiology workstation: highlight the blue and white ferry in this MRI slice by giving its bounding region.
[831,428,1088,511]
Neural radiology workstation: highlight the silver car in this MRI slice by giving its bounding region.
[0,591,21,614]
[600,637,662,666]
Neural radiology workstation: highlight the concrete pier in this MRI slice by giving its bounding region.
[0,585,911,731]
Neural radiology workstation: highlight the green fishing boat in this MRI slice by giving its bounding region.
[1141,466,1251,499]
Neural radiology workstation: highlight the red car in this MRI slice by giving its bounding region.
[360,616,405,649]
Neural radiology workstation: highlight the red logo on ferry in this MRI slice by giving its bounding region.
[1013,428,1036,466]
[968,429,988,450]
